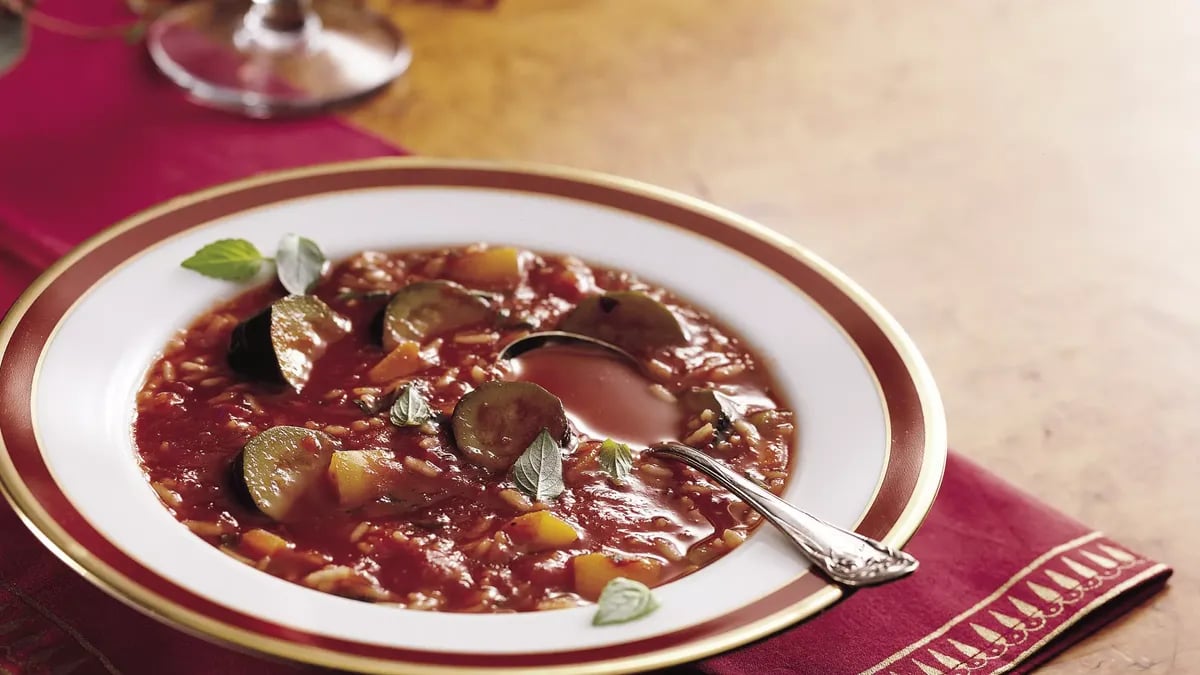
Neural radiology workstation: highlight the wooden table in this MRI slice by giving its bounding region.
[351,1,1193,670]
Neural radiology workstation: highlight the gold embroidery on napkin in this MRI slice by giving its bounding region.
[861,533,1162,675]
[990,565,1169,675]
[873,547,1163,675]
[861,532,1104,674]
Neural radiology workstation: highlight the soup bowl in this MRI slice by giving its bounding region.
[0,159,945,673]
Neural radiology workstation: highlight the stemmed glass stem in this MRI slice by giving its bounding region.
[240,0,313,45]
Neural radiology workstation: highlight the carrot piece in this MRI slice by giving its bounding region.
[367,340,425,384]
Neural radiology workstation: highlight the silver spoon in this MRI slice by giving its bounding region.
[651,441,918,587]
[498,331,920,586]
[498,330,641,364]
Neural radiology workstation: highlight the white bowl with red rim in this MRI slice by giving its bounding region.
[0,159,945,674]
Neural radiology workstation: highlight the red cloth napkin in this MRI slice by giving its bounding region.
[0,3,1171,674]
[681,454,1170,675]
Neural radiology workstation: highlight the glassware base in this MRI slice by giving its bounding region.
[147,1,410,117]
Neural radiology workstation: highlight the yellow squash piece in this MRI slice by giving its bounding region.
[503,511,579,552]
[329,449,402,509]
[240,528,293,559]
[572,552,663,601]
[449,247,525,288]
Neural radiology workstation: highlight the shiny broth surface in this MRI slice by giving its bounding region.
[134,245,794,612]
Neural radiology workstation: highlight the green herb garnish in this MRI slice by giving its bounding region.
[593,577,659,626]
[275,233,327,296]
[389,384,432,427]
[598,438,633,483]
[181,233,327,295]
[511,428,565,502]
[180,238,266,281]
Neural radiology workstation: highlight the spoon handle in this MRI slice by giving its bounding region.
[650,441,918,587]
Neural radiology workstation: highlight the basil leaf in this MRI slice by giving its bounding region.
[180,239,265,281]
[593,577,659,626]
[511,428,565,502]
[0,8,25,76]
[598,439,633,483]
[276,233,327,296]
[390,384,432,427]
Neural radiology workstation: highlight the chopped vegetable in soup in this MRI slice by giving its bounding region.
[134,244,795,613]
